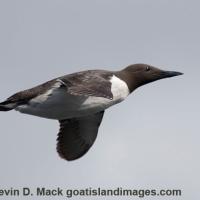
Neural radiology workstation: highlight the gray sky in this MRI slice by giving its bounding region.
[0,0,199,199]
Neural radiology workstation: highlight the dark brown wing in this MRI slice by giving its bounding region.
[1,69,113,110]
[59,70,113,99]
[57,111,104,161]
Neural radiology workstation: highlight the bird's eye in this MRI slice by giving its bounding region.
[146,66,150,71]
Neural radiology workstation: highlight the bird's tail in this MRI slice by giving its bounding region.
[0,100,17,111]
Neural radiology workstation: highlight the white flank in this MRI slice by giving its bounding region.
[31,81,62,103]
[16,76,130,120]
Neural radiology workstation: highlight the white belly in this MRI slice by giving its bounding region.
[16,75,130,120]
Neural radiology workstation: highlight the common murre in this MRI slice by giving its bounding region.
[0,64,183,161]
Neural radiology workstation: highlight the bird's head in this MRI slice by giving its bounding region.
[121,63,183,92]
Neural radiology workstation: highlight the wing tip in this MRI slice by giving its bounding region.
[56,146,88,161]
[0,101,16,111]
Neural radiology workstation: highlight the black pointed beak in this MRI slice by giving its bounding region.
[160,70,183,78]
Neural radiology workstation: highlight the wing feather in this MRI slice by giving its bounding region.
[57,111,104,161]
[60,70,113,99]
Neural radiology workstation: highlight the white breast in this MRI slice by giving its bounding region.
[110,75,130,101]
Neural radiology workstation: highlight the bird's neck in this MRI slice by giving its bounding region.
[115,70,140,93]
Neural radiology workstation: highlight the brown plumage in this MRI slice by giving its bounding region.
[0,64,183,161]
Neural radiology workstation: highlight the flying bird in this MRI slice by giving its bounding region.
[0,64,183,161]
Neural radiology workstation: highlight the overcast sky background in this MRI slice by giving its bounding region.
[0,0,199,199]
